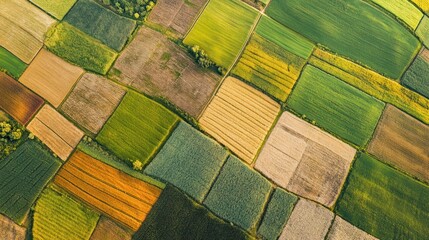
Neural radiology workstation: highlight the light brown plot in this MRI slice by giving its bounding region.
[326,216,378,240]
[90,217,131,240]
[0,214,26,240]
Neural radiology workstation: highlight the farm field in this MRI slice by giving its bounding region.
[402,48,429,98]
[111,26,221,118]
[412,0,429,14]
[287,65,385,147]
[54,151,162,231]
[0,47,27,79]
[255,112,356,207]
[266,0,420,79]
[370,0,423,29]
[326,216,377,240]
[368,105,429,184]
[183,0,259,69]
[0,73,44,125]
[199,77,280,163]
[97,91,179,166]
[335,153,429,239]
[0,140,61,224]
[33,187,99,240]
[61,73,126,134]
[0,214,26,240]
[144,122,228,202]
[19,49,84,107]
[27,105,84,160]
[30,0,76,19]
[416,16,429,47]
[90,217,131,240]
[64,0,136,51]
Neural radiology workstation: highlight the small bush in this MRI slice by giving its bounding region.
[96,0,157,20]
[188,45,226,75]
[0,120,25,159]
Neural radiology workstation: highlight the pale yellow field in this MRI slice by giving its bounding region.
[326,216,378,240]
[199,77,280,163]
[371,0,423,29]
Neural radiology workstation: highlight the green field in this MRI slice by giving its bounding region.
[30,0,76,19]
[402,56,429,99]
[257,188,297,240]
[335,153,429,239]
[266,0,420,79]
[33,187,100,240]
[0,47,27,79]
[64,0,136,51]
[45,22,118,74]
[183,0,259,69]
[0,140,61,224]
[145,122,228,202]
[370,0,423,29]
[133,186,253,240]
[287,65,385,147]
[417,16,429,48]
[97,91,179,167]
[204,156,272,232]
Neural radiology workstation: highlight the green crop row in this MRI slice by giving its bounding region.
[0,46,27,79]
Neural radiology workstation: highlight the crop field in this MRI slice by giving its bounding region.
[90,217,131,240]
[0,140,61,224]
[183,0,259,69]
[134,186,253,240]
[326,216,377,240]
[0,214,26,239]
[370,0,423,29]
[27,105,84,160]
[368,105,429,184]
[402,48,429,98]
[54,151,162,231]
[257,188,297,240]
[111,27,221,118]
[412,0,429,14]
[0,47,26,79]
[204,155,272,231]
[199,77,280,163]
[287,65,385,147]
[30,0,76,19]
[148,0,208,37]
[61,73,126,134]
[255,112,356,207]
[417,16,429,47]
[0,73,43,125]
[33,187,99,240]
[144,122,228,202]
[45,23,118,74]
[335,153,429,239]
[19,49,84,107]
[310,48,429,124]
[97,91,179,166]
[64,0,136,51]
[266,0,420,79]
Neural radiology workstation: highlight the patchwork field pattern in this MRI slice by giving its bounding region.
[255,111,356,207]
[54,151,162,231]
[0,140,61,224]
[402,48,429,99]
[326,216,377,240]
[335,153,429,239]
[27,105,84,160]
[0,47,26,79]
[199,77,280,163]
[370,0,423,29]
[90,217,132,240]
[0,214,26,240]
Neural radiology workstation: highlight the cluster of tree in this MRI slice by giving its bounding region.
[0,121,24,159]
[99,0,156,19]
[189,45,226,75]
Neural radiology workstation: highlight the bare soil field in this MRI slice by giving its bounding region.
[111,26,220,117]
[27,105,84,160]
[368,104,429,183]
[19,49,84,107]
[90,217,131,240]
[255,111,356,207]
[61,73,126,134]
[326,216,377,240]
[0,214,26,240]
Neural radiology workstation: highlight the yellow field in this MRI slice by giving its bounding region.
[371,0,423,29]
[411,0,429,13]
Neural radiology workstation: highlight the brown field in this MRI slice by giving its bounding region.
[368,104,429,183]
[54,151,162,231]
[421,48,429,62]
[326,216,377,240]
[19,49,84,107]
[199,77,280,163]
[0,214,26,240]
[148,0,208,37]
[61,73,126,134]
[90,217,131,240]
[27,105,84,160]
[111,26,220,117]
[255,111,356,207]
[279,199,334,240]
[0,72,44,125]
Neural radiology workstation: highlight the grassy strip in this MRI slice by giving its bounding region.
[0,47,27,79]
[29,0,77,19]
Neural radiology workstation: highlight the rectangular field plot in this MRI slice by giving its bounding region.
[30,0,76,19]
[255,112,356,207]
[0,140,61,224]
[370,0,423,29]
[402,48,429,99]
[368,105,429,184]
[417,16,429,48]
[54,151,162,231]
[183,0,259,69]
[27,105,84,160]
[199,77,280,163]
[326,216,377,240]
[335,153,429,239]
[97,91,179,167]
[19,49,84,107]
[0,47,27,79]
[266,0,420,79]
[90,217,131,240]
[287,65,385,147]
[0,73,43,125]
[0,214,26,239]
[33,187,100,240]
